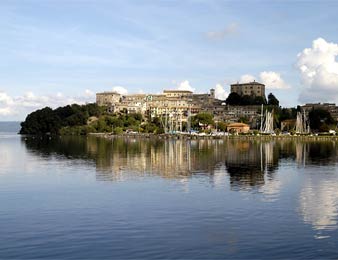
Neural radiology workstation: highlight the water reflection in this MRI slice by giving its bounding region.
[225,141,279,191]
[299,176,338,233]
[23,137,281,183]
[21,136,338,237]
[22,137,338,182]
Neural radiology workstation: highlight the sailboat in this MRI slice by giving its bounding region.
[295,111,310,134]
[260,105,275,134]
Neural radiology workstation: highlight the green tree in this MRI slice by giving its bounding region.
[192,113,214,129]
[20,103,106,135]
[309,109,335,132]
[267,93,279,106]
[253,96,267,105]
[239,116,249,124]
[226,92,267,106]
[217,122,227,131]
[241,95,253,105]
[225,92,241,105]
[20,107,61,135]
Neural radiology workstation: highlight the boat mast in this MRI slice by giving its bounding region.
[260,104,263,132]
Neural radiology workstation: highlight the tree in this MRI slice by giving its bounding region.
[241,95,253,105]
[268,93,279,106]
[191,113,214,129]
[20,103,106,135]
[309,109,335,132]
[20,107,61,135]
[226,92,267,106]
[253,96,267,105]
[225,92,241,105]
[217,122,227,132]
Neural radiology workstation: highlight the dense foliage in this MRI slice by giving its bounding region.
[267,93,279,106]
[308,109,335,132]
[225,92,267,106]
[20,103,105,135]
[191,113,214,130]
[20,103,167,135]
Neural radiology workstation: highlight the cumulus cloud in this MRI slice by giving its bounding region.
[259,71,290,89]
[84,89,95,97]
[238,72,290,89]
[214,84,229,100]
[240,74,256,83]
[297,38,338,102]
[112,86,128,95]
[0,89,96,118]
[206,23,239,40]
[177,80,195,92]
[0,92,14,106]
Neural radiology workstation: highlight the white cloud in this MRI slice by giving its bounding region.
[84,89,94,97]
[0,92,14,106]
[0,107,14,116]
[206,23,239,40]
[297,38,338,103]
[240,74,256,83]
[0,89,96,119]
[177,80,195,92]
[112,86,128,95]
[214,84,228,100]
[238,72,290,89]
[259,71,290,89]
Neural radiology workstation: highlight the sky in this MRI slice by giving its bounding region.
[1,0,338,121]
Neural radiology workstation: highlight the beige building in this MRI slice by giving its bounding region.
[96,89,219,120]
[227,123,250,133]
[96,87,267,129]
[96,92,121,106]
[163,90,193,98]
[230,81,265,97]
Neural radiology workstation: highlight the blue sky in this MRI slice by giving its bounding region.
[1,0,338,120]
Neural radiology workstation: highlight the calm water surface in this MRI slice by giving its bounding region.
[1,128,338,258]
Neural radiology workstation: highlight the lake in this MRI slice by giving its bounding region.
[1,126,338,258]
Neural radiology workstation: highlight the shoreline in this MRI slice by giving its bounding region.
[89,132,338,141]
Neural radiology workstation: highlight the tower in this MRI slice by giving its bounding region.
[210,88,215,98]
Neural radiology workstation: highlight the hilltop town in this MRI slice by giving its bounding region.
[96,81,268,132]
[96,81,338,134]
[19,81,338,136]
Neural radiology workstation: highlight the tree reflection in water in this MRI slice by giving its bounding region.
[21,136,338,238]
[22,136,338,186]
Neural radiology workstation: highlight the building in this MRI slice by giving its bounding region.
[230,81,265,97]
[301,103,338,121]
[96,88,219,120]
[227,122,250,133]
[163,90,193,98]
[96,92,121,106]
[96,86,265,129]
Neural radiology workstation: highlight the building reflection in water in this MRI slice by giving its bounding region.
[20,136,338,237]
[21,137,338,192]
[86,137,282,187]
[225,140,279,191]
[22,136,281,187]
[90,137,228,182]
